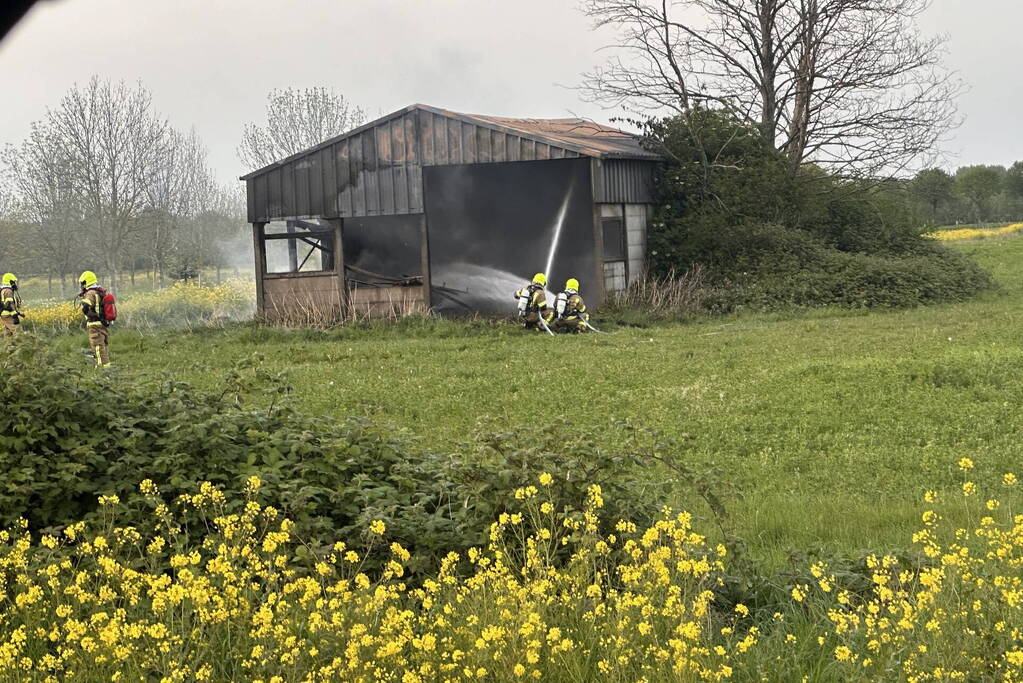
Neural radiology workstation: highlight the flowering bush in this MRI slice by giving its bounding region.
[0,462,1020,681]
[21,280,254,332]
[924,223,1023,242]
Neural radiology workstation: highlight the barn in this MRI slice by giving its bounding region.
[241,103,663,321]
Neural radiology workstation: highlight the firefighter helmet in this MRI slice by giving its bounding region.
[565,278,579,292]
[79,270,98,289]
[1,273,16,287]
[532,273,547,286]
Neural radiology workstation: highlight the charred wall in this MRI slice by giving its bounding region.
[424,157,597,314]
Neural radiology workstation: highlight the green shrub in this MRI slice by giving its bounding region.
[0,340,721,575]
[642,110,994,311]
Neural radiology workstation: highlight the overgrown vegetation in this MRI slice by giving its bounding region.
[0,340,721,576]
[4,236,1023,679]
[0,447,1019,679]
[641,110,994,311]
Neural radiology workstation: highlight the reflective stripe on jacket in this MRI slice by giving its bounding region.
[0,287,15,316]
[82,288,104,324]
[564,294,587,318]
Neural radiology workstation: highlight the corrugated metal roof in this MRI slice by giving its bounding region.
[436,109,662,161]
[241,103,660,180]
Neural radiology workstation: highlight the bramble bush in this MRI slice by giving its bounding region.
[0,340,722,576]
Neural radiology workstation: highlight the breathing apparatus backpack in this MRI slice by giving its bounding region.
[517,284,541,316]
[555,292,569,319]
[91,287,118,324]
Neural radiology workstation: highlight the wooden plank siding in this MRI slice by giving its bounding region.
[245,106,603,222]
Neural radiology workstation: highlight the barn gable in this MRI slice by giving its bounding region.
[242,104,659,222]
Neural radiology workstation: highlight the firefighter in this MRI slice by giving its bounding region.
[553,278,590,333]
[1,273,24,337]
[79,270,111,367]
[514,272,553,331]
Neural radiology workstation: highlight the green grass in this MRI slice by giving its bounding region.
[39,238,1023,567]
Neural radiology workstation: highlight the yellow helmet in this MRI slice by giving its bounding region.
[79,270,98,289]
[565,278,580,292]
[532,273,547,286]
[1,273,15,287]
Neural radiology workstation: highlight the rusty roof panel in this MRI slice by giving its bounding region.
[452,112,661,161]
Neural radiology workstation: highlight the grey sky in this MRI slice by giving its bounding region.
[1,0,1019,185]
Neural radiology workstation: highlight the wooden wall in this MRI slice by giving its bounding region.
[260,273,344,323]
[350,285,426,318]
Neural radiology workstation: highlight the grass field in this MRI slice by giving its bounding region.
[35,235,1023,569]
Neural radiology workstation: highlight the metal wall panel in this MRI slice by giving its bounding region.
[597,159,658,204]
[336,139,351,216]
[246,178,257,221]
[320,147,336,216]
[267,168,282,218]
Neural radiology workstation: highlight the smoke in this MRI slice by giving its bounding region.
[217,230,257,275]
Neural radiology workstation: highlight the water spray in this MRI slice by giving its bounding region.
[543,178,576,278]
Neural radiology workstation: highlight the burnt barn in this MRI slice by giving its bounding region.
[242,104,662,321]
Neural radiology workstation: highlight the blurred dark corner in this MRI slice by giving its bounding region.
[2,0,42,42]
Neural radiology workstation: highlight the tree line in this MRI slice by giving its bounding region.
[1,79,362,297]
[0,77,246,295]
[907,164,1023,227]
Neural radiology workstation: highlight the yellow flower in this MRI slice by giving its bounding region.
[98,494,120,506]
[369,519,386,535]
[1004,473,1018,486]
[538,472,553,486]
[962,481,977,497]
[957,457,974,471]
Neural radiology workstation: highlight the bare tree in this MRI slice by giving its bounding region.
[582,0,960,177]
[143,127,217,285]
[0,181,15,221]
[237,87,366,171]
[6,124,82,295]
[43,77,170,290]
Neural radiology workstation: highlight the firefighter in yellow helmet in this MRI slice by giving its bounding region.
[513,272,553,331]
[78,270,111,367]
[553,277,590,333]
[1,273,25,337]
